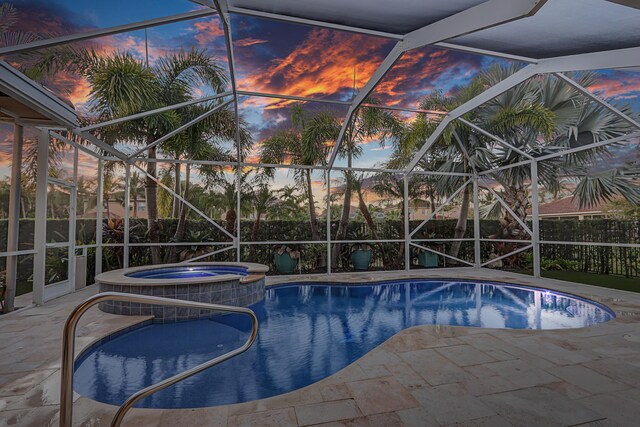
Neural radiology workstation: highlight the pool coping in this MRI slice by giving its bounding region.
[95,262,269,286]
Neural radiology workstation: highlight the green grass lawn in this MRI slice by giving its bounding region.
[541,270,640,293]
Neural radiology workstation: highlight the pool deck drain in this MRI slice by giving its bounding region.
[1,268,640,426]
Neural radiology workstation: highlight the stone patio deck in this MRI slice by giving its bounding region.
[1,268,639,426]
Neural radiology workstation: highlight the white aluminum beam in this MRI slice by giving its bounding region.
[553,73,640,131]
[128,98,233,158]
[131,163,235,240]
[95,159,104,276]
[539,46,640,73]
[404,174,410,270]
[406,64,539,172]
[485,186,533,236]
[73,130,130,161]
[78,91,232,132]
[180,245,235,263]
[410,242,474,267]
[481,244,532,268]
[457,118,534,159]
[2,124,22,312]
[49,132,104,161]
[473,176,481,268]
[0,10,217,55]
[410,179,471,237]
[328,0,546,170]
[32,130,49,305]
[211,0,243,262]
[226,4,540,63]
[531,161,540,277]
[535,132,640,163]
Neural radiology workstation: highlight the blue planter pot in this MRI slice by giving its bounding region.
[418,251,438,268]
[274,252,298,274]
[351,249,373,270]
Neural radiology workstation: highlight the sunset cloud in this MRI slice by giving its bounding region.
[235,38,268,48]
[192,18,225,47]
[236,27,393,100]
[590,71,640,102]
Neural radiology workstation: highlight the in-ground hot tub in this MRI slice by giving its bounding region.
[95,262,268,322]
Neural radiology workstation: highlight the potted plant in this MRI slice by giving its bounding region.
[417,250,439,268]
[350,243,373,270]
[274,245,300,274]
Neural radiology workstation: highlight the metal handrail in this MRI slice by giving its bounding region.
[59,292,259,427]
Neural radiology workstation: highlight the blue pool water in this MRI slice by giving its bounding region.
[125,266,248,279]
[75,280,614,409]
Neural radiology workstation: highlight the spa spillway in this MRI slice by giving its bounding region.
[95,262,269,322]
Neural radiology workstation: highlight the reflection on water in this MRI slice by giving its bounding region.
[74,280,613,409]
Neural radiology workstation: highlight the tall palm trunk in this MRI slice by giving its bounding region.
[306,169,320,241]
[356,186,387,266]
[225,208,236,241]
[449,184,471,259]
[250,211,262,258]
[172,162,181,218]
[333,155,353,267]
[171,163,191,262]
[499,185,530,240]
[146,145,161,264]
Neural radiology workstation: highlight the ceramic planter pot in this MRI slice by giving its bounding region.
[351,249,373,270]
[418,251,438,268]
[274,251,298,274]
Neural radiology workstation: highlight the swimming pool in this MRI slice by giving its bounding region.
[75,279,614,409]
[125,265,249,279]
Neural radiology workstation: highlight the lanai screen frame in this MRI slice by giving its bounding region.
[1,0,640,308]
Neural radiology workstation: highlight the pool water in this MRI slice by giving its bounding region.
[125,266,248,279]
[74,280,614,409]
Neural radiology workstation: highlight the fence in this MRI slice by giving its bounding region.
[1,218,639,297]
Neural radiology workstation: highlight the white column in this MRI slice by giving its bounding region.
[95,159,104,276]
[404,173,410,271]
[531,161,541,277]
[68,141,78,291]
[32,129,50,305]
[326,169,332,274]
[123,163,131,268]
[3,124,23,312]
[473,176,481,268]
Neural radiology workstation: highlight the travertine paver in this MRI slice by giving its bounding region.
[294,399,361,425]
[479,387,604,426]
[1,268,640,426]
[412,383,496,425]
[346,377,419,416]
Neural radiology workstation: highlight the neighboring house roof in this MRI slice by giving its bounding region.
[528,196,615,217]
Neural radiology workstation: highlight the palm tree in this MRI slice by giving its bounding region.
[164,103,252,261]
[249,183,278,257]
[330,101,402,265]
[128,172,145,218]
[51,48,228,264]
[372,172,424,268]
[102,171,124,219]
[400,64,640,258]
[259,106,338,240]
[216,173,251,240]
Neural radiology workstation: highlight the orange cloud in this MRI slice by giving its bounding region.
[193,18,225,47]
[235,38,268,47]
[589,73,640,100]
[237,28,391,99]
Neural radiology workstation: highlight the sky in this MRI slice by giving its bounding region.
[1,0,640,201]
